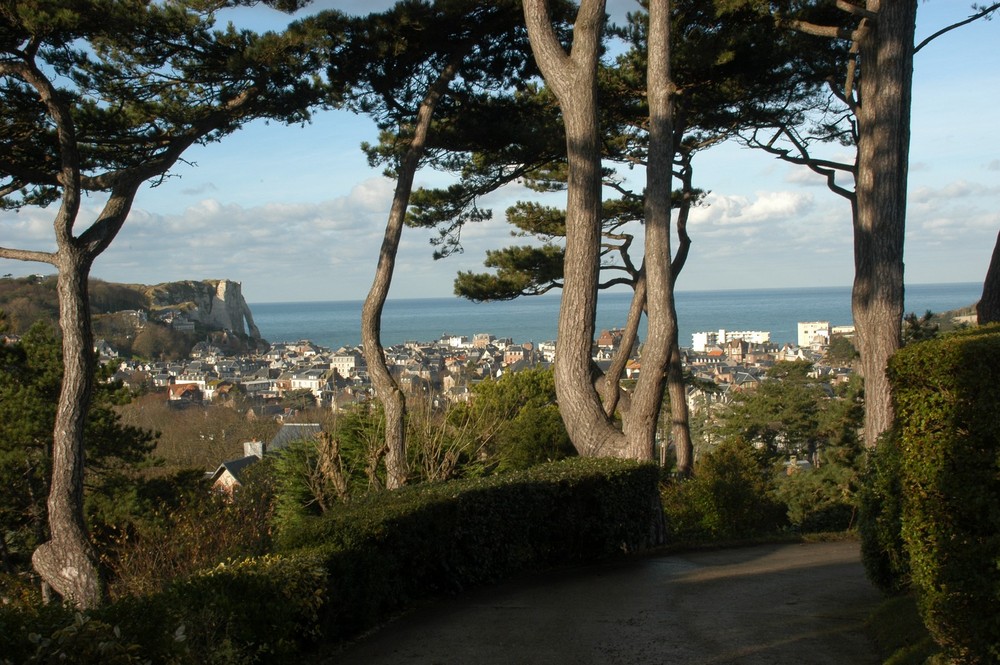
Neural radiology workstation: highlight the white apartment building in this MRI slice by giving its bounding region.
[330,351,362,378]
[798,321,831,347]
[691,329,771,352]
[832,324,856,337]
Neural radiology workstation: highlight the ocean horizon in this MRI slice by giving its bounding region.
[250,282,983,351]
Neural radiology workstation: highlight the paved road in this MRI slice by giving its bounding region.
[329,540,882,664]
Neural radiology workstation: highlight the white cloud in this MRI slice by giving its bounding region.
[57,178,402,300]
[909,180,1000,205]
[690,191,815,231]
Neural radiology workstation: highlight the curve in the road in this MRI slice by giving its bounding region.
[325,540,882,665]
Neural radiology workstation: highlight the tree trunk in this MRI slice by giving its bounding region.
[622,0,676,462]
[361,60,459,489]
[669,159,695,475]
[31,247,104,609]
[599,276,646,417]
[667,344,693,474]
[977,229,1000,324]
[523,0,625,457]
[852,0,916,448]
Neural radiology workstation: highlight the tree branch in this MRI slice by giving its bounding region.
[750,128,856,202]
[0,246,57,264]
[915,3,1000,53]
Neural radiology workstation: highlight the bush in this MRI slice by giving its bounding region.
[2,457,663,663]
[662,438,787,541]
[775,463,857,533]
[858,428,910,594]
[279,457,664,640]
[866,594,941,665]
[887,325,1000,664]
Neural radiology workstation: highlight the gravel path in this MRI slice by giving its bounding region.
[328,540,882,664]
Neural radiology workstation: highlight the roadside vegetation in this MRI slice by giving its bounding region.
[0,319,864,662]
[3,0,999,663]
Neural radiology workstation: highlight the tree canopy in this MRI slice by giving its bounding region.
[1,0,344,607]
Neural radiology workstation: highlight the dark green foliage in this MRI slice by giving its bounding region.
[775,444,861,533]
[0,323,156,575]
[858,429,910,594]
[866,594,941,665]
[278,457,662,639]
[2,458,660,662]
[105,462,278,599]
[902,310,940,346]
[1,550,327,665]
[887,325,1000,664]
[661,438,786,541]
[107,551,328,664]
[712,361,833,459]
[824,334,859,365]
[464,367,575,472]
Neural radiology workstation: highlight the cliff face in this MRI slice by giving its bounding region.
[145,279,261,339]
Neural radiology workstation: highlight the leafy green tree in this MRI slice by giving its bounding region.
[824,334,858,366]
[661,438,786,541]
[0,323,155,579]
[281,388,319,412]
[464,367,574,472]
[271,408,385,539]
[713,361,828,460]
[0,0,336,606]
[325,0,562,489]
[457,0,830,469]
[902,310,939,346]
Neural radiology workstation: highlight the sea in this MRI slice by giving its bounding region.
[250,282,983,351]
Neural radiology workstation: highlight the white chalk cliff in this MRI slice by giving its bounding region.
[146,279,261,339]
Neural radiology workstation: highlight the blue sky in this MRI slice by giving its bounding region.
[2,1,997,304]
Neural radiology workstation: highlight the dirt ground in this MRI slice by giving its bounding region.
[326,540,882,665]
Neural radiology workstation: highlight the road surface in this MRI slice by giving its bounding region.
[328,540,882,664]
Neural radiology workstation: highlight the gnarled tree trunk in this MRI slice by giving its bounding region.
[852,0,916,448]
[622,0,677,462]
[31,247,103,609]
[523,0,626,457]
[361,60,460,489]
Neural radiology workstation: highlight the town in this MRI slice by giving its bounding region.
[101,319,856,425]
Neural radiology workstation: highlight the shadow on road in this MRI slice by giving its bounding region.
[323,540,881,665]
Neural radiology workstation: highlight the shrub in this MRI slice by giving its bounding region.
[887,325,1000,664]
[279,457,663,640]
[662,438,786,541]
[4,458,662,662]
[858,428,910,594]
[105,462,277,598]
[775,462,857,533]
[100,550,329,665]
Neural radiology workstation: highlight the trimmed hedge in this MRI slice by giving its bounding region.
[280,456,664,639]
[1,457,662,664]
[886,325,1000,664]
[858,427,910,594]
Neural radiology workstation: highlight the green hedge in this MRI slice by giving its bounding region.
[886,325,1000,664]
[281,457,664,639]
[858,427,910,594]
[1,457,662,664]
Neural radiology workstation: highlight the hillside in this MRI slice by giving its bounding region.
[0,275,265,358]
